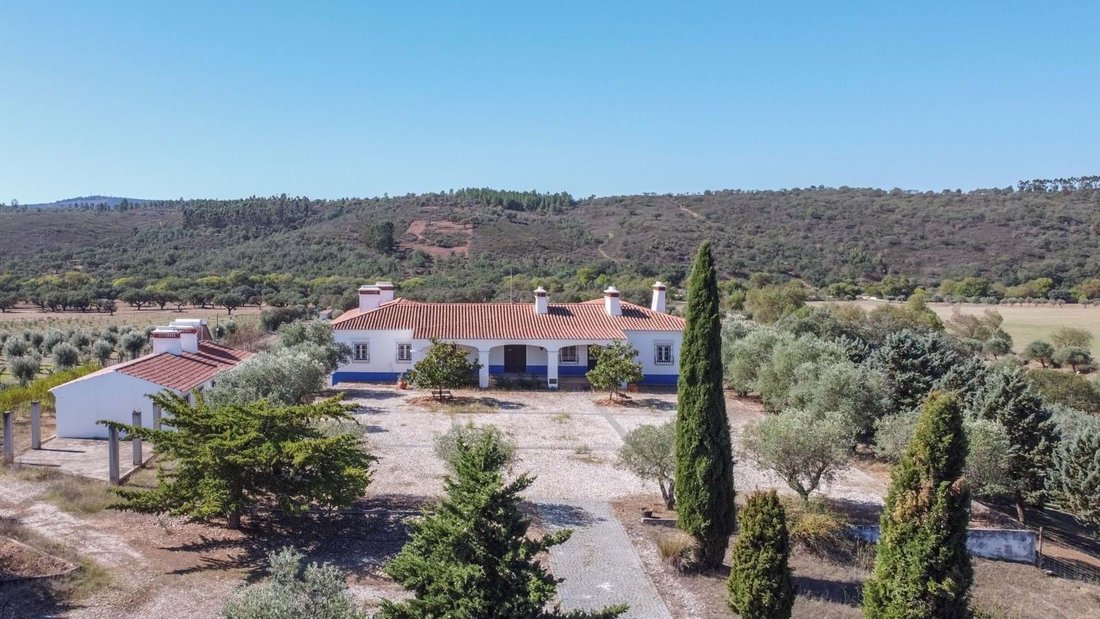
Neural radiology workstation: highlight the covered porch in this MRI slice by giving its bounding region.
[435,340,611,389]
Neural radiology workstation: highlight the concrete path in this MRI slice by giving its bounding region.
[538,500,672,619]
[15,437,153,482]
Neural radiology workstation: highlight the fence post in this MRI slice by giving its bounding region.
[107,426,120,485]
[1036,526,1044,568]
[2,411,13,465]
[30,401,42,450]
[152,403,162,431]
[131,410,143,466]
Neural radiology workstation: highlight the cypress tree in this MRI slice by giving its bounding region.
[727,491,794,619]
[863,391,973,618]
[675,240,736,569]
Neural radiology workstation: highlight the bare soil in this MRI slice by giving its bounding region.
[613,495,1100,618]
[0,538,73,580]
[399,219,472,257]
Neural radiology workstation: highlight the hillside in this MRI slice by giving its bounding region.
[1,185,1099,303]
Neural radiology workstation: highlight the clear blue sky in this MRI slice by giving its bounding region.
[2,1,1098,203]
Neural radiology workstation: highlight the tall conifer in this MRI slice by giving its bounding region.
[675,240,736,569]
[863,391,973,618]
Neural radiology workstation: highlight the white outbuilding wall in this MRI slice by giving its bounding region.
[52,371,177,439]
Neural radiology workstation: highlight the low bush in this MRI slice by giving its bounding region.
[434,422,516,471]
[782,498,849,557]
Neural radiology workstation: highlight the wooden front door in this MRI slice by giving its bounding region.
[504,345,526,373]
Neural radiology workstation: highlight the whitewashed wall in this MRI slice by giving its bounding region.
[53,372,174,439]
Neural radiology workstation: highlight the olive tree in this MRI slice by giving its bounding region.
[586,341,643,402]
[618,421,677,509]
[406,339,480,401]
[742,408,854,503]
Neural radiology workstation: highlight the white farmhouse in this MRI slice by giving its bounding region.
[50,320,250,438]
[331,281,684,389]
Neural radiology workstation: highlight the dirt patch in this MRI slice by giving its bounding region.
[0,537,75,580]
[612,494,1100,619]
[399,219,472,257]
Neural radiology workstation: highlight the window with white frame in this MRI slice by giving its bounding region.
[559,346,578,364]
[353,342,370,362]
[397,342,413,363]
[655,342,673,365]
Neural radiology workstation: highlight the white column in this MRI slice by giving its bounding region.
[478,349,491,388]
[546,348,559,389]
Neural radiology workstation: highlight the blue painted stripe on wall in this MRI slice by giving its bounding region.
[525,365,547,375]
[558,365,588,376]
[639,374,679,386]
[332,371,401,385]
[489,365,506,375]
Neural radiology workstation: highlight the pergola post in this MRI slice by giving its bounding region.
[2,411,13,465]
[152,402,162,431]
[107,426,120,485]
[30,401,42,449]
[131,410,143,466]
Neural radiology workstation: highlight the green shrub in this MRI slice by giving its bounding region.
[433,422,516,471]
[618,421,677,509]
[727,490,795,619]
[223,547,365,619]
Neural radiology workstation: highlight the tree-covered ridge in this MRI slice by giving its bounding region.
[2,182,1100,305]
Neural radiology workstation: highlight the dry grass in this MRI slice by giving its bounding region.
[0,303,262,330]
[652,529,698,573]
[0,517,113,603]
[825,300,1100,356]
[43,475,116,514]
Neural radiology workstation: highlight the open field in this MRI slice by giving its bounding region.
[821,300,1100,356]
[0,304,262,331]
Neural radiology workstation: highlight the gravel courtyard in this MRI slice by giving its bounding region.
[345,386,886,506]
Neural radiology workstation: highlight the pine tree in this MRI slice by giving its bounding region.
[969,366,1056,523]
[675,240,736,569]
[863,391,973,618]
[381,431,626,619]
[727,491,794,619]
[1049,420,1100,528]
[108,393,375,529]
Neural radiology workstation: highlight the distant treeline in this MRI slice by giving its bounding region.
[2,180,1100,306]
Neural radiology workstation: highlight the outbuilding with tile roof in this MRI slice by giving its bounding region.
[330,281,684,389]
[50,320,251,438]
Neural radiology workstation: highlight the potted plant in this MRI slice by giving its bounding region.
[396,373,408,390]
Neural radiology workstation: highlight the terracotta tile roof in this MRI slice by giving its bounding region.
[66,342,254,392]
[331,298,684,340]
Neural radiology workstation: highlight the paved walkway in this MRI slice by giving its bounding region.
[539,500,672,619]
[15,437,153,482]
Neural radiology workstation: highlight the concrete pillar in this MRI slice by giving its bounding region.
[2,411,13,465]
[30,401,41,450]
[131,410,143,466]
[546,348,560,389]
[107,426,120,485]
[478,349,491,388]
[152,403,162,431]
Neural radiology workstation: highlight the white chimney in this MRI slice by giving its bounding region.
[178,326,200,353]
[376,281,395,304]
[534,287,548,314]
[358,285,381,311]
[151,327,182,356]
[651,281,667,313]
[604,286,622,317]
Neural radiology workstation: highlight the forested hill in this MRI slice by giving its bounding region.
[1,182,1099,304]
